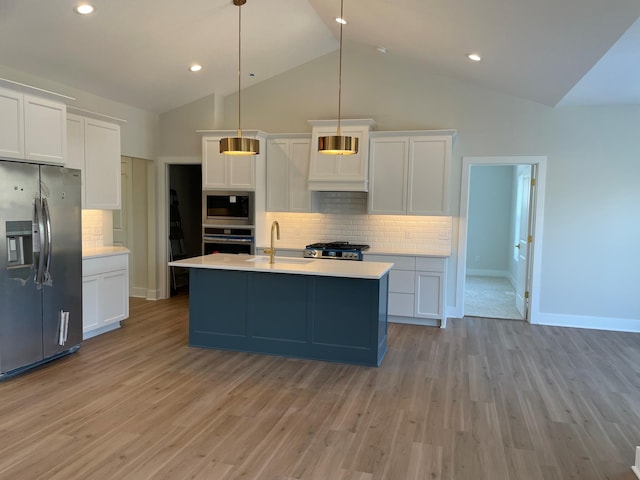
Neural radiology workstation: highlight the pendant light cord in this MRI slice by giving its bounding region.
[237,2,242,138]
[337,0,344,136]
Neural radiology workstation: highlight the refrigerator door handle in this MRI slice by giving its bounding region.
[42,197,52,283]
[34,198,46,285]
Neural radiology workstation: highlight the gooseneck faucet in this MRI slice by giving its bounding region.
[263,221,280,264]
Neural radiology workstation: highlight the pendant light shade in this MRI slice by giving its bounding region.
[318,135,358,155]
[220,136,260,156]
[220,0,259,156]
[318,0,357,156]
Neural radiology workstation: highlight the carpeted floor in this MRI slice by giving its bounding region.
[464,275,524,320]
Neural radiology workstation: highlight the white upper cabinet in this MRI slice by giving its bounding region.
[368,136,409,214]
[267,136,312,212]
[368,131,454,215]
[0,87,24,159]
[24,95,66,164]
[66,112,122,209]
[202,135,261,191]
[307,119,374,192]
[0,86,67,165]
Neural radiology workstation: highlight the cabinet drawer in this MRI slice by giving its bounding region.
[365,254,415,270]
[389,270,414,294]
[83,253,128,276]
[415,256,445,272]
[389,293,415,317]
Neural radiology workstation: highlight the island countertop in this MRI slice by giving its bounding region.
[169,253,393,280]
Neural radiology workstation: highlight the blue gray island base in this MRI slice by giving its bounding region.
[188,268,389,366]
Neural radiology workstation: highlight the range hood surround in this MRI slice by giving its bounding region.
[307,119,375,192]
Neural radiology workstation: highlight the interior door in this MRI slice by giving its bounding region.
[113,157,130,247]
[515,166,532,317]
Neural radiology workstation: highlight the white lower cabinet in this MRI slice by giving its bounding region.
[366,254,447,327]
[82,252,129,339]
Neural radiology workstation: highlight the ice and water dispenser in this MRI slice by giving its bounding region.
[5,220,34,268]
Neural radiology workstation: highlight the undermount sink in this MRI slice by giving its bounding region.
[246,256,314,265]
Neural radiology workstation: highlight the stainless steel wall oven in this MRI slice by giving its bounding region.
[203,227,254,255]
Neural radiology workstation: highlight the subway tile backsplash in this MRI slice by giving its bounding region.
[82,210,110,249]
[264,209,452,255]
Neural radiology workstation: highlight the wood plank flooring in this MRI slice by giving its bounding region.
[0,294,639,479]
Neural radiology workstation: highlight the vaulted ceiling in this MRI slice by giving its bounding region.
[1,0,639,113]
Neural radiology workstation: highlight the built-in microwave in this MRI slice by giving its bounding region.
[202,191,254,226]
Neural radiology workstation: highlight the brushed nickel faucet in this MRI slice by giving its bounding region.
[263,221,280,264]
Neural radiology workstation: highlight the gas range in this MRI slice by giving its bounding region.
[304,241,370,261]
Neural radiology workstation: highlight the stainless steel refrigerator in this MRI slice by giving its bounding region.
[0,160,82,379]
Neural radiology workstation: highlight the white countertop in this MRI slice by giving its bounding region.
[82,246,130,259]
[169,253,393,280]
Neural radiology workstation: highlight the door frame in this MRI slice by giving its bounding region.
[455,156,546,323]
[156,156,201,300]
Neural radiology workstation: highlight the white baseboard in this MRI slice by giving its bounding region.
[389,316,441,327]
[83,322,120,340]
[465,269,510,278]
[146,289,160,300]
[632,446,640,479]
[130,286,148,298]
[536,312,640,333]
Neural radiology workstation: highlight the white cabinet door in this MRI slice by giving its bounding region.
[308,122,371,191]
[368,136,408,214]
[24,95,66,164]
[65,114,84,171]
[288,138,311,212]
[202,137,228,188]
[202,136,256,190]
[0,87,24,159]
[84,118,121,209]
[389,293,415,317]
[407,136,451,215]
[266,139,289,211]
[228,155,255,189]
[415,271,444,319]
[102,270,129,325]
[82,275,101,333]
[266,137,312,212]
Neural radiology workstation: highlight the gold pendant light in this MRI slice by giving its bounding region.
[220,0,259,156]
[318,0,358,155]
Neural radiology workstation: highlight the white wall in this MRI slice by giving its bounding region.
[467,166,515,276]
[158,92,221,157]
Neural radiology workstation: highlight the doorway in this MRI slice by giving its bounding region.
[113,156,153,299]
[456,156,546,324]
[167,164,202,296]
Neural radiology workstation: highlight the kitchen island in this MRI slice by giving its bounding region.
[169,254,394,366]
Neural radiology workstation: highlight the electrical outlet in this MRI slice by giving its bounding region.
[475,255,480,262]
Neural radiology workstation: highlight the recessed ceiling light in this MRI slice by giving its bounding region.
[467,53,482,62]
[189,64,203,72]
[336,17,347,25]
[74,3,95,15]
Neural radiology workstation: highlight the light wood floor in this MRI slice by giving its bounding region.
[1,295,639,480]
